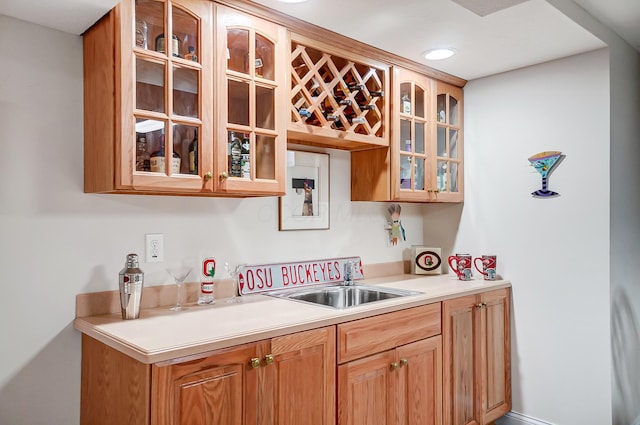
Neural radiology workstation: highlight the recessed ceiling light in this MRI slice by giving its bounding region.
[424,48,456,60]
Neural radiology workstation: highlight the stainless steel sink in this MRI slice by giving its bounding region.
[269,284,422,309]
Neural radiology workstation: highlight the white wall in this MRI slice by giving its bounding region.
[426,49,612,424]
[0,15,425,425]
[608,26,640,425]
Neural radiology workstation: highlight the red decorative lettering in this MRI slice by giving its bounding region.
[246,270,255,291]
[281,266,289,286]
[334,261,341,280]
[305,264,313,283]
[297,264,305,284]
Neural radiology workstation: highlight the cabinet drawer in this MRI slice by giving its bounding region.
[337,303,441,363]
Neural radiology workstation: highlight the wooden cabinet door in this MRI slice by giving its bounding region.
[151,340,268,425]
[396,336,443,425]
[268,327,336,425]
[214,4,287,196]
[433,81,463,202]
[478,289,511,424]
[338,349,397,425]
[442,295,480,425]
[443,289,511,425]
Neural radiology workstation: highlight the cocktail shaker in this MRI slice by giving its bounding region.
[119,253,144,320]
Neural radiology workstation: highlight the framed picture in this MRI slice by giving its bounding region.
[279,151,330,231]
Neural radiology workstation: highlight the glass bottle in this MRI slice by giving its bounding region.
[402,94,411,114]
[188,129,198,174]
[241,133,251,178]
[150,131,181,173]
[185,46,197,61]
[228,131,242,177]
[135,133,151,171]
[135,18,148,49]
[155,33,180,57]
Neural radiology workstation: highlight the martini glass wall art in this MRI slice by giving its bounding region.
[528,151,565,198]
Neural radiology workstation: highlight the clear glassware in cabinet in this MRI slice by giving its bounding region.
[216,5,286,195]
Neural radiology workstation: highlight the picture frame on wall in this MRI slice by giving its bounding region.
[279,151,330,231]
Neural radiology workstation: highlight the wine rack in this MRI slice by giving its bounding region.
[289,36,389,150]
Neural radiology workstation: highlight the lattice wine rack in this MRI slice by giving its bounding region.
[289,38,389,149]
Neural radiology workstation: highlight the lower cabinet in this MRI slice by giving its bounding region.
[442,288,511,425]
[80,288,511,425]
[336,304,443,425]
[81,326,335,425]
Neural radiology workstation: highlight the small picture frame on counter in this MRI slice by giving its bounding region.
[411,246,442,275]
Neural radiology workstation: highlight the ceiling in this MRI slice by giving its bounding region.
[1,0,638,80]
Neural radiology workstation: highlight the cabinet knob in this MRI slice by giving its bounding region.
[264,354,274,365]
[400,358,409,367]
[390,362,400,371]
[476,302,487,309]
[250,357,261,368]
[203,172,213,181]
[220,172,229,180]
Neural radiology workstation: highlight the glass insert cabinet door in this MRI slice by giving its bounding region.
[215,5,286,195]
[435,81,464,201]
[128,0,213,192]
[393,68,432,202]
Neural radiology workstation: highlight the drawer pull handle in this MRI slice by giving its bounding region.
[264,354,274,365]
[390,362,400,371]
[203,172,213,181]
[400,358,409,367]
[250,357,261,368]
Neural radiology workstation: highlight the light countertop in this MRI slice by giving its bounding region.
[74,274,511,364]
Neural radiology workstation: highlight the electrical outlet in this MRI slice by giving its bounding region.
[145,233,164,263]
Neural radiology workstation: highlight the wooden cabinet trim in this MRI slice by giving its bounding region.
[337,303,441,364]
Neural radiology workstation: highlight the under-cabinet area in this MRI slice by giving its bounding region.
[76,277,510,425]
[83,0,465,202]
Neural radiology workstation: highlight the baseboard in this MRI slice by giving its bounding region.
[497,411,554,425]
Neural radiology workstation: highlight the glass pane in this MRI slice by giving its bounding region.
[135,0,163,50]
[227,130,243,178]
[256,134,276,180]
[437,126,446,157]
[414,158,425,190]
[228,79,249,126]
[437,94,446,123]
[227,28,249,74]
[450,96,459,125]
[400,82,411,115]
[437,160,447,192]
[400,155,411,189]
[173,124,199,175]
[415,122,425,154]
[415,85,425,118]
[256,86,275,130]
[173,66,198,118]
[255,33,275,80]
[172,6,198,61]
[136,58,165,113]
[450,129,459,159]
[450,162,459,192]
[400,119,411,153]
[134,118,165,172]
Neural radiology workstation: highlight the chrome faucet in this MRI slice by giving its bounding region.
[343,261,354,286]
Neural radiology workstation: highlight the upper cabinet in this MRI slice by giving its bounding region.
[288,34,390,150]
[214,4,287,195]
[351,67,464,203]
[84,0,463,201]
[84,0,287,196]
[434,81,464,202]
